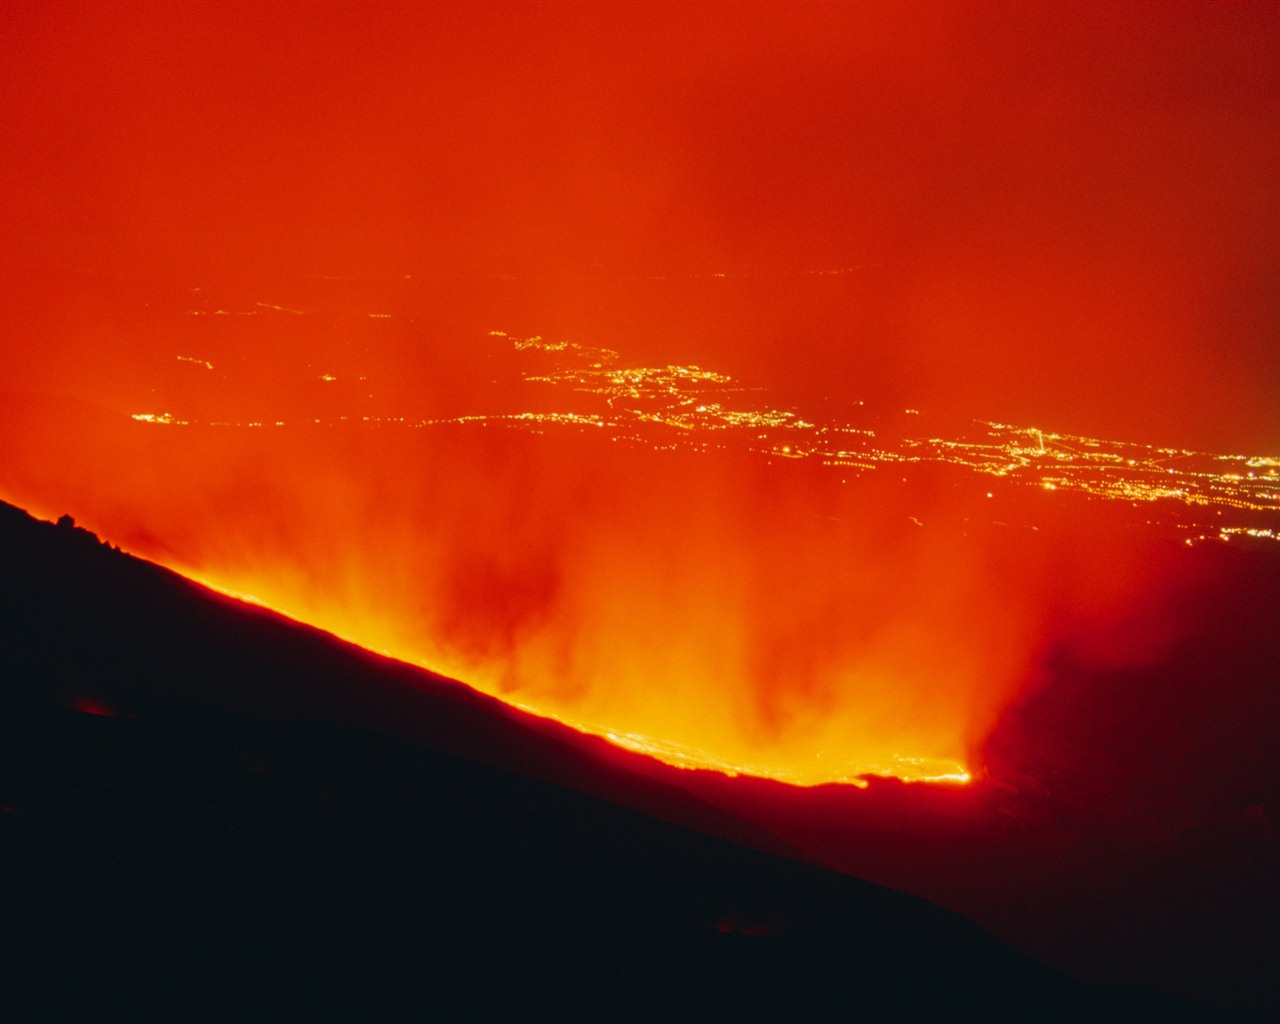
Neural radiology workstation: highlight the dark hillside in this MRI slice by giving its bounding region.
[0,501,1215,1022]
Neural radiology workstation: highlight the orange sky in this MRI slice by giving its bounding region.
[2,0,1277,446]
[1,1,1277,788]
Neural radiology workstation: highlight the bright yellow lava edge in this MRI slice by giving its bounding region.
[189,575,972,791]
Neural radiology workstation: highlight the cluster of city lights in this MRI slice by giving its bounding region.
[148,319,1279,546]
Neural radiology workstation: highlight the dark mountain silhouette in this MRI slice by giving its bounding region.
[665,536,1280,1021]
[0,499,1231,1022]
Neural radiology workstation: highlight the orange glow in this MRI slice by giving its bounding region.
[70,693,120,718]
[4,322,1274,787]
[2,3,1278,789]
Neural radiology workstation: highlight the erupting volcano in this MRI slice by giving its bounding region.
[2,289,1276,789]
[3,2,1279,1020]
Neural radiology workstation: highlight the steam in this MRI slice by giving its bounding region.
[0,354,1184,784]
[2,2,1277,783]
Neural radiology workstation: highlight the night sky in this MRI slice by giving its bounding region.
[3,0,1278,450]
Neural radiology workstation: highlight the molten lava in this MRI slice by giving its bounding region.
[3,306,1274,788]
[2,3,1279,789]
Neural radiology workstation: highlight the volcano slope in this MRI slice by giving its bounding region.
[0,500,1254,1022]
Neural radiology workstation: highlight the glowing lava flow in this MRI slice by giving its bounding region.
[587,728,972,788]
[4,313,1277,793]
[185,571,972,788]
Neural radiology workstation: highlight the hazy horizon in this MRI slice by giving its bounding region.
[3,1,1279,451]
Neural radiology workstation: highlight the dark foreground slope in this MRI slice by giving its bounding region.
[674,534,1280,1020]
[0,500,1215,1023]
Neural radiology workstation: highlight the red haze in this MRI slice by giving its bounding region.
[1,2,1278,783]
[3,2,1278,449]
